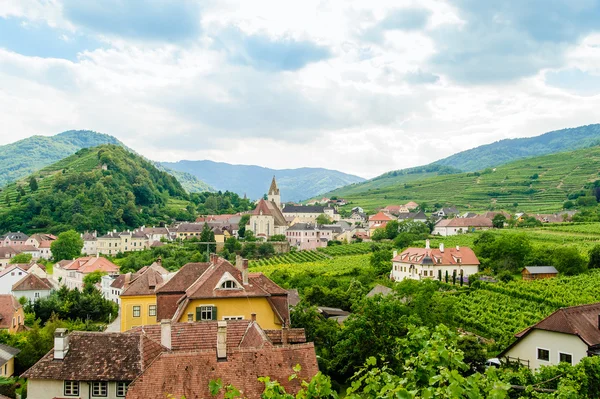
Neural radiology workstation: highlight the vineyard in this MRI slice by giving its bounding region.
[454,270,600,347]
[250,254,371,281]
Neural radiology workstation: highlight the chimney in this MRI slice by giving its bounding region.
[54,328,69,360]
[456,245,460,251]
[440,243,444,253]
[210,253,218,264]
[160,319,172,350]
[156,256,162,265]
[251,313,256,322]
[217,321,227,360]
[425,239,430,249]
[282,326,289,345]
[235,255,243,271]
[393,250,397,258]
[242,259,249,285]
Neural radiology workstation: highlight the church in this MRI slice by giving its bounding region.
[246,177,288,240]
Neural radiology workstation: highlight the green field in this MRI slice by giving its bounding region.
[328,146,600,213]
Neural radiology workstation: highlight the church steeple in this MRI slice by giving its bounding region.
[267,176,281,209]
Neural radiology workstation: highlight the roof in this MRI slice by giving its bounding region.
[282,205,336,214]
[405,201,419,209]
[268,176,280,195]
[12,274,52,292]
[435,217,493,228]
[0,295,21,329]
[366,284,393,298]
[81,231,97,241]
[121,266,166,297]
[369,212,394,221]
[252,199,287,226]
[16,262,46,272]
[1,232,29,241]
[317,307,350,318]
[287,223,319,231]
[175,223,204,233]
[0,248,17,258]
[9,245,38,252]
[523,266,558,274]
[397,211,427,220]
[0,343,19,364]
[393,246,480,266]
[0,265,28,278]
[287,289,301,307]
[156,263,211,293]
[21,331,163,381]
[60,257,119,274]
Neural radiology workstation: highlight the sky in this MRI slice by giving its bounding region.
[1,1,600,179]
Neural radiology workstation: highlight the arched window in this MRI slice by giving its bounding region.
[220,280,237,289]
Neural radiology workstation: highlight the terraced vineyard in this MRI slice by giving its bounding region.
[328,146,600,213]
[455,271,600,347]
[250,254,371,281]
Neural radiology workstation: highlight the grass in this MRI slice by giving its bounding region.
[328,146,600,213]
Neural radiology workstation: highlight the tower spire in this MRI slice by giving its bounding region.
[268,176,280,195]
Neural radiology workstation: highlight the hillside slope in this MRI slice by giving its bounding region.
[0,130,213,193]
[332,146,600,213]
[0,145,191,234]
[161,160,366,202]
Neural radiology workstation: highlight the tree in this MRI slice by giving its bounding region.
[28,176,38,192]
[258,243,275,258]
[371,228,386,241]
[492,214,506,228]
[237,214,251,238]
[199,223,216,253]
[384,220,399,239]
[554,246,587,276]
[83,271,105,286]
[50,230,84,262]
[370,249,392,276]
[588,245,600,269]
[268,234,286,242]
[9,253,32,264]
[316,214,332,225]
[224,237,242,254]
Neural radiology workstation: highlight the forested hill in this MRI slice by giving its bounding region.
[433,123,600,172]
[161,160,366,202]
[0,130,122,187]
[0,145,190,234]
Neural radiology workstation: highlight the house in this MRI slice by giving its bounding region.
[0,295,24,333]
[96,229,150,255]
[24,320,318,399]
[500,303,600,369]
[12,273,53,302]
[352,206,364,213]
[368,212,394,235]
[0,232,28,248]
[13,262,47,278]
[119,263,170,331]
[383,205,408,215]
[534,214,566,224]
[460,212,479,218]
[317,307,350,324]
[53,256,119,291]
[391,241,480,281]
[522,266,558,281]
[81,231,98,255]
[143,226,173,244]
[0,248,17,268]
[349,210,367,224]
[405,201,419,210]
[285,223,333,251]
[101,273,121,303]
[247,177,288,240]
[0,344,20,377]
[432,217,493,236]
[146,255,289,333]
[26,234,56,260]
[10,245,40,260]
[433,207,459,218]
[0,265,29,295]
[282,205,340,223]
[397,211,428,223]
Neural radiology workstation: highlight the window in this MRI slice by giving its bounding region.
[537,348,550,362]
[92,381,108,397]
[133,306,141,317]
[148,305,157,317]
[187,313,193,322]
[17,315,20,325]
[197,306,216,321]
[220,280,237,289]
[3,364,6,375]
[223,316,244,321]
[12,318,15,328]
[559,352,573,364]
[64,381,80,396]
[116,382,129,397]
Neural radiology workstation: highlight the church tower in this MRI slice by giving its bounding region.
[267,176,281,209]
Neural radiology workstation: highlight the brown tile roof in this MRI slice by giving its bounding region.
[0,295,21,329]
[369,211,393,221]
[393,246,480,266]
[252,199,287,227]
[367,284,393,297]
[12,274,52,291]
[61,257,119,274]
[156,263,211,293]
[175,223,204,233]
[16,262,46,272]
[121,267,165,297]
[435,217,493,228]
[110,273,128,289]
[514,303,600,347]
[10,245,38,252]
[21,331,163,381]
[0,248,17,258]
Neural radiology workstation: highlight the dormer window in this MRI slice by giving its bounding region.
[220,280,238,289]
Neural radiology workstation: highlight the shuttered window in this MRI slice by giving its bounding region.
[196,306,217,321]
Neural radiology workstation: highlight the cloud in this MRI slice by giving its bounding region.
[0,17,102,61]
[61,0,201,41]
[217,28,332,71]
[545,68,600,96]
[360,7,431,42]
[404,69,439,84]
[429,0,600,84]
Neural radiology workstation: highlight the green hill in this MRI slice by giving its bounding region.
[0,130,213,194]
[331,146,600,213]
[0,145,192,234]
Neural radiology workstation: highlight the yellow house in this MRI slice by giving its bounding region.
[120,263,169,332]
[0,343,20,377]
[156,255,290,330]
[0,295,24,333]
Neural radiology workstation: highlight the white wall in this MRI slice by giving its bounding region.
[28,379,129,399]
[12,289,51,302]
[504,329,588,369]
[391,261,478,281]
[0,268,28,295]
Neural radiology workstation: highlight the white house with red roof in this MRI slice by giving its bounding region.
[391,240,480,281]
[54,256,119,290]
[0,265,29,295]
[246,177,288,240]
[368,211,394,235]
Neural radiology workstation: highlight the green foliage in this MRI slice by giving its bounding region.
[268,234,287,242]
[492,214,506,228]
[9,253,32,264]
[83,271,105,286]
[224,237,242,254]
[28,176,38,191]
[370,228,386,241]
[237,214,251,238]
[474,232,532,273]
[369,249,392,276]
[588,244,600,269]
[0,145,190,233]
[553,246,587,275]
[32,285,117,324]
[51,230,84,261]
[190,191,253,215]
[316,214,332,225]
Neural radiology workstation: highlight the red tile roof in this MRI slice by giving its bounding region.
[393,246,480,266]
[0,295,21,329]
[60,257,119,274]
[369,212,393,221]
[12,274,52,291]
[121,267,166,297]
[252,199,287,226]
